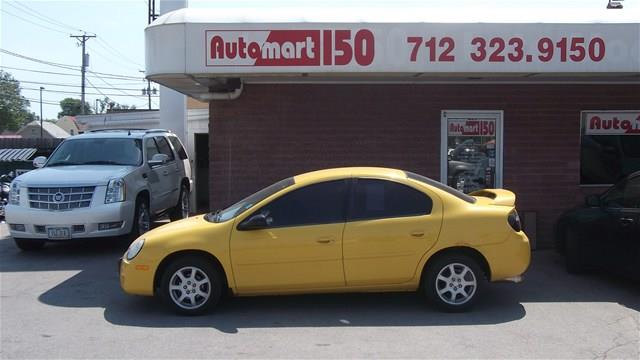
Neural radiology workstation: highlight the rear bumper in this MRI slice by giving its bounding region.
[5,201,135,239]
[478,231,531,282]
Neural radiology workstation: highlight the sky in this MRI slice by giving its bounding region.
[1,0,638,120]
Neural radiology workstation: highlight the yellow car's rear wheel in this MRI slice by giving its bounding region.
[423,254,486,312]
[160,256,223,315]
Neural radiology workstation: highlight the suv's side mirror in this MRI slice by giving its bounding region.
[33,156,47,168]
[237,213,272,231]
[585,194,601,207]
[148,153,169,167]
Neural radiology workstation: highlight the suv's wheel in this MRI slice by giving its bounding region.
[160,256,223,315]
[169,184,189,221]
[423,254,486,312]
[130,197,151,239]
[14,238,45,251]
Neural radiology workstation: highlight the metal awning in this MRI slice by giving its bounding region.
[0,148,37,162]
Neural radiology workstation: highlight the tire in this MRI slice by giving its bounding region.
[423,254,486,312]
[565,228,584,274]
[130,196,151,240]
[160,255,223,315]
[14,238,45,251]
[169,184,189,221]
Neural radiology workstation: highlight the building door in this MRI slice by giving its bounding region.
[441,110,503,193]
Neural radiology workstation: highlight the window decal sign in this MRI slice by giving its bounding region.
[447,119,496,136]
[584,111,640,135]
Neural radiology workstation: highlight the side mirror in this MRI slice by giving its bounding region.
[585,194,601,207]
[148,153,169,167]
[237,213,272,231]
[33,156,47,168]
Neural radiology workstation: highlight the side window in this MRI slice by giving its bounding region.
[168,136,188,160]
[350,179,432,221]
[252,180,348,228]
[145,138,160,161]
[155,136,175,161]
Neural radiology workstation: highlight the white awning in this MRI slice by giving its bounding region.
[0,148,37,162]
[145,8,640,100]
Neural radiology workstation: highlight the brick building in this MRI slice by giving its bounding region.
[145,9,640,248]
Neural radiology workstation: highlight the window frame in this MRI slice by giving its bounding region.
[239,179,351,229]
[347,177,433,222]
[579,110,640,187]
[167,135,188,160]
[154,136,176,162]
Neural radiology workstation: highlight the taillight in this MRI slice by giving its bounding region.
[508,209,522,232]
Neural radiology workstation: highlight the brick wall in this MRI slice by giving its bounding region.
[209,84,640,248]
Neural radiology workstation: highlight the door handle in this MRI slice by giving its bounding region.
[410,231,425,237]
[162,170,169,176]
[316,237,335,244]
[620,217,634,225]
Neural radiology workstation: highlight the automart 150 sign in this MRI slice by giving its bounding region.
[584,111,640,135]
[199,24,639,72]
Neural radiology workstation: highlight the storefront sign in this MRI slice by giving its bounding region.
[448,119,496,136]
[181,23,640,73]
[584,111,640,135]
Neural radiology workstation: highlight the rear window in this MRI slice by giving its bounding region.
[406,171,476,203]
[168,136,188,160]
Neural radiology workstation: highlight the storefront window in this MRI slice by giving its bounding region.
[441,111,502,194]
[580,111,640,185]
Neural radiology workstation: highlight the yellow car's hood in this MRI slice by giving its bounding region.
[141,215,232,250]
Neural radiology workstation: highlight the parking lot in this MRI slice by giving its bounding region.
[0,223,638,359]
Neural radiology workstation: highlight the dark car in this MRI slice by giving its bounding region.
[555,171,640,279]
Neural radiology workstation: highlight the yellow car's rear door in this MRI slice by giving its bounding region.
[230,180,349,293]
[343,178,443,286]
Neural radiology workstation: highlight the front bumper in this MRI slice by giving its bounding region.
[5,200,135,239]
[119,256,155,296]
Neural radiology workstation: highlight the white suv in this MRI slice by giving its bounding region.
[6,129,192,251]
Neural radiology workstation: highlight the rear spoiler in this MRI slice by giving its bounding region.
[469,189,516,206]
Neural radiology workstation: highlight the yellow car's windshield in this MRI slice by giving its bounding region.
[207,177,295,223]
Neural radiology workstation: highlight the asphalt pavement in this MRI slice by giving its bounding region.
[0,223,638,359]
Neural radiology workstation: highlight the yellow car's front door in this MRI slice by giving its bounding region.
[343,178,443,286]
[230,180,349,293]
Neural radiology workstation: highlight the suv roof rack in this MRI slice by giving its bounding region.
[88,128,171,134]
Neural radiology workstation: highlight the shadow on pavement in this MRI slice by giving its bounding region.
[1,223,638,334]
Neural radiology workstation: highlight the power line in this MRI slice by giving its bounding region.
[0,48,80,70]
[8,1,83,33]
[0,48,144,79]
[95,38,144,68]
[15,79,145,91]
[87,44,141,72]
[24,97,60,106]
[20,86,158,97]
[0,8,70,35]
[0,66,146,82]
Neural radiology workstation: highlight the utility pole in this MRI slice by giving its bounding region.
[148,0,159,24]
[70,33,96,115]
[39,86,44,139]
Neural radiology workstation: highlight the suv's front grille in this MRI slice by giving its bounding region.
[28,186,95,210]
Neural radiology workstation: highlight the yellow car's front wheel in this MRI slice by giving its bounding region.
[423,254,487,312]
[160,256,223,315]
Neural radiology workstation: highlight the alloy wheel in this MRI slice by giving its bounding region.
[168,266,211,310]
[434,262,477,305]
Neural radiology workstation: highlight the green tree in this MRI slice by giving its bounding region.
[58,97,93,117]
[0,70,33,132]
[97,96,136,113]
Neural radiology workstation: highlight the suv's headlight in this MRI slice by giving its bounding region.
[9,181,21,205]
[126,238,145,260]
[105,178,126,204]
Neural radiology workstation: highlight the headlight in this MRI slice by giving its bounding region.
[9,181,21,205]
[105,178,126,204]
[2,184,10,193]
[126,238,145,260]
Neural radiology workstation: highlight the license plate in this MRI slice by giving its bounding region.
[47,227,71,240]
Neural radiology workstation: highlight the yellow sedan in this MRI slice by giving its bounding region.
[120,167,530,314]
